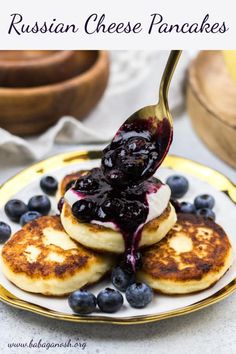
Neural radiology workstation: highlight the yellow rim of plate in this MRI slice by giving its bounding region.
[0,151,235,325]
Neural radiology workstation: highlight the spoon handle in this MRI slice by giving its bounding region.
[159,50,182,106]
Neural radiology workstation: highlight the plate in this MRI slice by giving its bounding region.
[0,150,236,325]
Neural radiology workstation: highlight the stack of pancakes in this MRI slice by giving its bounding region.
[1,171,233,296]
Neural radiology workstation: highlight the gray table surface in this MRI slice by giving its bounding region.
[0,113,235,354]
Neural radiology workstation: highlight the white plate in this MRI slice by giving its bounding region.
[0,151,235,324]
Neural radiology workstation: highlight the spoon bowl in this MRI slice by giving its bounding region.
[101,51,182,186]
[126,50,182,134]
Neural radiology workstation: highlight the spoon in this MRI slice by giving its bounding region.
[102,50,182,185]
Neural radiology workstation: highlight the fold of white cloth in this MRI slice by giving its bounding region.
[0,117,108,160]
[0,51,189,162]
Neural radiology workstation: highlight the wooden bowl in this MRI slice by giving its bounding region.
[0,51,109,136]
[187,50,236,169]
[0,51,85,88]
[0,50,100,88]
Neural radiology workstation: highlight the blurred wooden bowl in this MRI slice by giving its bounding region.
[0,50,109,136]
[0,50,87,87]
[187,50,236,169]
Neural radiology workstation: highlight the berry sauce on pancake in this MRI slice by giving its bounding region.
[63,117,172,272]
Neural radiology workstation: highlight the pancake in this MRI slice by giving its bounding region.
[137,213,233,294]
[1,216,113,296]
[57,170,87,200]
[61,202,177,253]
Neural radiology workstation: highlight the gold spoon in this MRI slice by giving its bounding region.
[125,50,182,140]
[157,50,182,125]
[102,50,182,184]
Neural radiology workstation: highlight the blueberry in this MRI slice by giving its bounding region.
[111,267,135,292]
[105,169,125,185]
[20,211,42,226]
[166,175,189,199]
[68,290,97,314]
[196,208,216,220]
[99,199,113,219]
[127,203,147,222]
[5,199,28,222]
[0,222,11,243]
[170,198,181,213]
[100,197,125,221]
[119,201,147,231]
[126,137,147,152]
[194,194,215,210]
[102,155,113,169]
[97,206,107,221]
[72,199,95,223]
[40,176,58,196]
[121,155,147,178]
[101,150,114,169]
[28,195,51,216]
[97,288,123,313]
[179,202,196,214]
[125,282,153,309]
[74,173,99,194]
[111,198,125,211]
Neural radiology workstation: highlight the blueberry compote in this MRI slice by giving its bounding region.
[101,116,172,186]
[66,117,172,273]
[70,168,163,272]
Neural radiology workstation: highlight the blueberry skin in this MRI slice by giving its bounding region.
[0,222,11,243]
[166,175,189,199]
[170,198,181,213]
[72,199,95,223]
[28,195,51,216]
[126,282,153,309]
[194,194,215,210]
[68,290,97,314]
[40,176,58,196]
[74,175,99,195]
[179,202,196,214]
[20,211,42,226]
[111,267,135,292]
[5,199,28,222]
[196,208,216,220]
[97,288,123,313]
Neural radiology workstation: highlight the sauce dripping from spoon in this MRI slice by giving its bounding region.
[65,51,181,272]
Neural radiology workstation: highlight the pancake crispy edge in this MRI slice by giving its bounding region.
[56,170,88,200]
[137,213,233,294]
[1,216,113,296]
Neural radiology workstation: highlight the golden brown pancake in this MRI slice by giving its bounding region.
[57,170,87,200]
[61,201,177,253]
[1,216,113,296]
[137,213,233,294]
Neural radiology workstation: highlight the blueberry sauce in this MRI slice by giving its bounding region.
[66,117,172,272]
[58,197,65,213]
[69,168,163,272]
[101,116,172,186]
